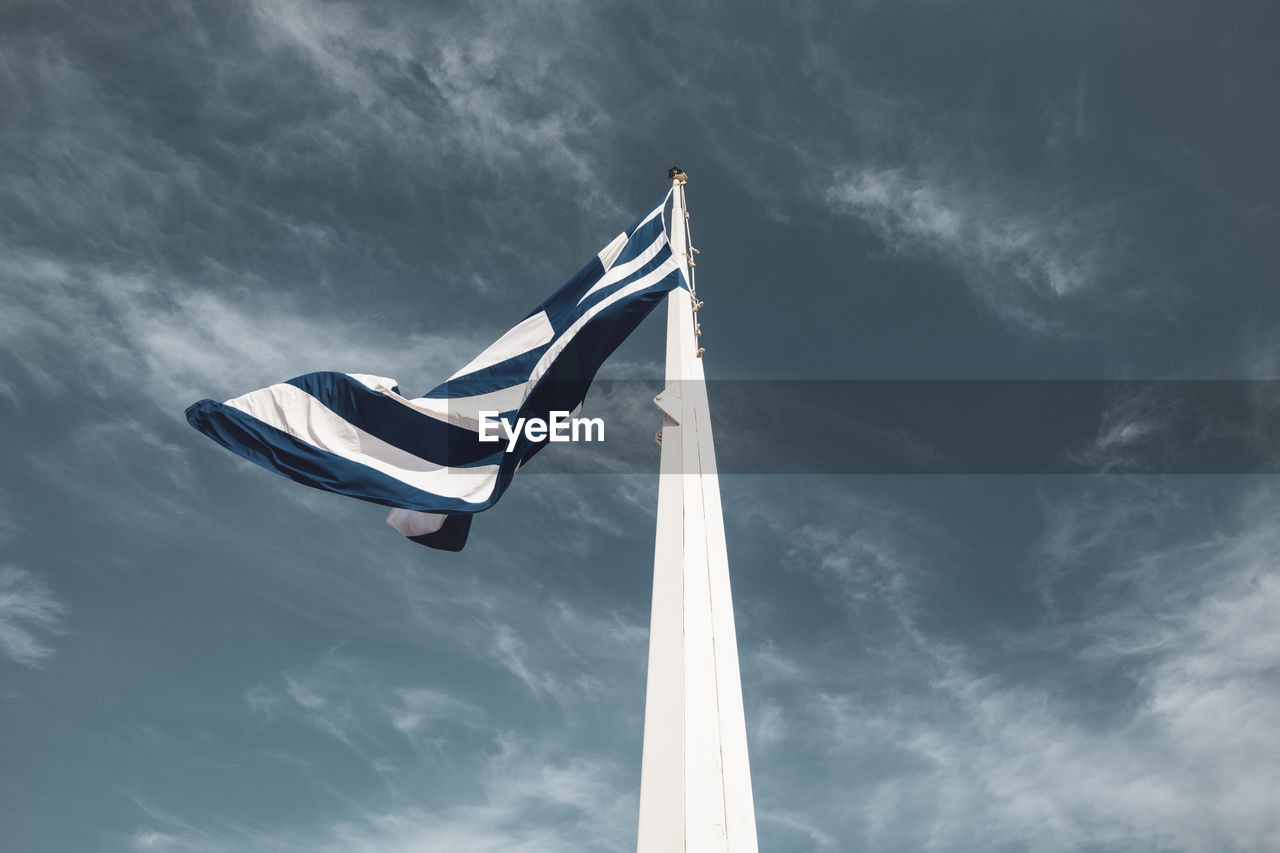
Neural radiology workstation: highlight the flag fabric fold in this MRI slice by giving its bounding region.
[186,192,686,551]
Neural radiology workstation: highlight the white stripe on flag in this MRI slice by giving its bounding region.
[576,229,670,306]
[347,374,400,394]
[597,231,628,272]
[534,256,681,387]
[343,375,525,433]
[448,310,555,381]
[408,383,529,431]
[386,508,447,537]
[225,383,499,501]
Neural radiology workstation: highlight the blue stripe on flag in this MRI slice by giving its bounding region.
[573,248,677,316]
[422,343,551,399]
[283,372,500,467]
[406,513,472,551]
[186,399,498,512]
[612,215,665,268]
[541,259,606,332]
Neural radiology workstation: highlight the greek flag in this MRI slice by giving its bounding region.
[186,192,686,551]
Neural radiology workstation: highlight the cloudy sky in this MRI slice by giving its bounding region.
[3,1,1279,851]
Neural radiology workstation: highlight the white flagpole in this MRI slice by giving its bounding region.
[637,171,759,853]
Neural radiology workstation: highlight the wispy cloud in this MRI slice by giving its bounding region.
[249,648,395,757]
[389,686,477,738]
[480,592,648,707]
[741,479,1280,851]
[0,492,18,544]
[0,250,470,412]
[490,623,562,701]
[243,0,620,214]
[0,0,664,430]
[244,645,495,766]
[130,829,180,851]
[826,166,1115,334]
[244,685,283,722]
[126,735,636,853]
[658,12,1139,338]
[0,565,66,668]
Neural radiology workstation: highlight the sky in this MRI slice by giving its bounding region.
[2,1,1279,851]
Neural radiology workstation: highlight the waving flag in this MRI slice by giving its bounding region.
[186,191,686,551]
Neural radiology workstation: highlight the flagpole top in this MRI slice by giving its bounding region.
[668,167,688,185]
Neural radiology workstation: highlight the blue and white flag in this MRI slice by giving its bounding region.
[186,192,686,551]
